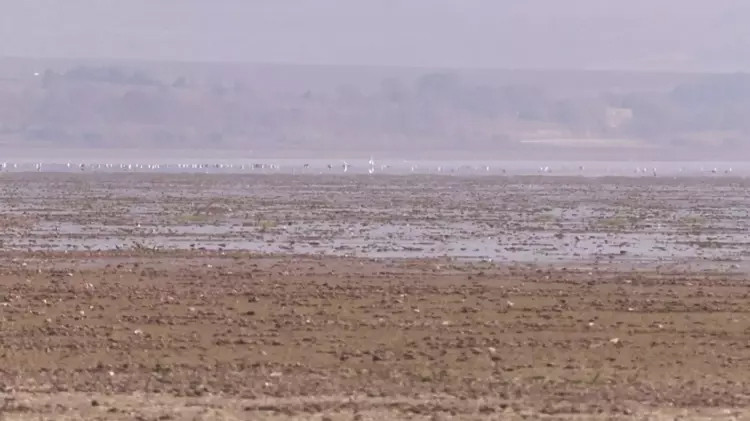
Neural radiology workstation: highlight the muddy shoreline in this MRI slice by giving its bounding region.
[0,174,749,419]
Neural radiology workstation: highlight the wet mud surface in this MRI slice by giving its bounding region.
[1,174,750,420]
[3,174,750,265]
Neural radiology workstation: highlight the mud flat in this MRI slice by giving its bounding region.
[1,174,750,420]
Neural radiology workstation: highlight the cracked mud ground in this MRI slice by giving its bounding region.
[0,174,749,420]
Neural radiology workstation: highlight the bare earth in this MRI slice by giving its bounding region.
[0,174,749,420]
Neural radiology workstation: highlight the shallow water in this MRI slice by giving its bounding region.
[3,174,750,267]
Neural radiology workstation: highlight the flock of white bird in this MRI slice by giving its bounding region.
[0,159,740,176]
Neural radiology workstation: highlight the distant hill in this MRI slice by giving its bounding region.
[1,58,749,160]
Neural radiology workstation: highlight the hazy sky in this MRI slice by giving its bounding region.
[2,0,750,71]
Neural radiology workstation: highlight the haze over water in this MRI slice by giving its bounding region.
[3,1,750,160]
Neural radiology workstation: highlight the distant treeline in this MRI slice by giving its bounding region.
[1,64,749,150]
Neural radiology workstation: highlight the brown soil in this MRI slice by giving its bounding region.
[0,253,749,419]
